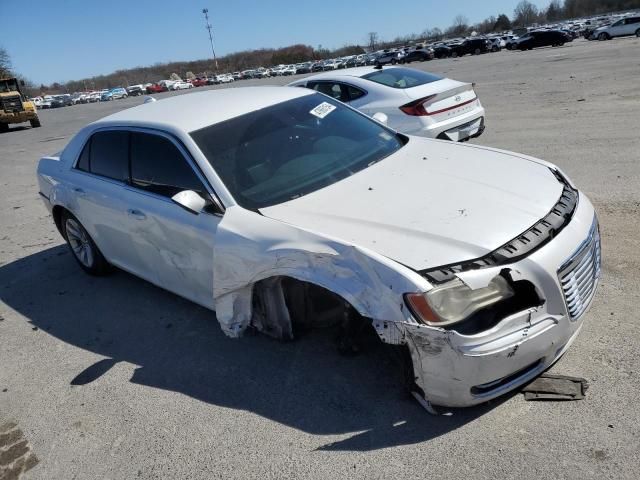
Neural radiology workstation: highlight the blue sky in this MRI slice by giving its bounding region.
[2,0,548,85]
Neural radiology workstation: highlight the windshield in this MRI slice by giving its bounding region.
[191,93,404,209]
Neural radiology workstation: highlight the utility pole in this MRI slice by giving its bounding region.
[202,8,219,70]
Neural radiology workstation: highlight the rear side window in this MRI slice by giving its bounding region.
[130,132,205,197]
[362,68,443,89]
[76,141,90,172]
[347,85,366,101]
[309,82,349,102]
[308,82,366,103]
[88,130,129,181]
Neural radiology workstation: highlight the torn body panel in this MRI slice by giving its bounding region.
[212,194,598,408]
[212,206,426,339]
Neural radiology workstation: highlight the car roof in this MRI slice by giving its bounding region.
[95,86,314,133]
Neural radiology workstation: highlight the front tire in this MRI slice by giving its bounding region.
[598,33,609,41]
[636,29,640,37]
[30,117,41,128]
[62,211,110,276]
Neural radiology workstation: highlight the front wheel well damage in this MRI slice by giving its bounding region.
[251,276,376,353]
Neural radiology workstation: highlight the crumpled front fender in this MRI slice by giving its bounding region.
[212,206,428,338]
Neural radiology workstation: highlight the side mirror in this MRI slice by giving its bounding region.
[372,112,388,125]
[171,190,206,214]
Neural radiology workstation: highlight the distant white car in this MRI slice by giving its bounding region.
[171,81,193,90]
[593,15,640,39]
[289,66,485,142]
[218,74,234,84]
[31,96,44,108]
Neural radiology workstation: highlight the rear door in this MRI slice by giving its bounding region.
[120,130,220,309]
[69,130,133,268]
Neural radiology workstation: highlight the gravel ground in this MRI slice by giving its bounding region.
[1,37,639,480]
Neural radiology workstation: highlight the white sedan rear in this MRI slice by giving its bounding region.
[289,66,485,142]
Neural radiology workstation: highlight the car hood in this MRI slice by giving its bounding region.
[260,138,564,272]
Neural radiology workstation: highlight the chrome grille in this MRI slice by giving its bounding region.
[558,219,601,320]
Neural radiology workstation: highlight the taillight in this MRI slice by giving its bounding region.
[399,94,437,116]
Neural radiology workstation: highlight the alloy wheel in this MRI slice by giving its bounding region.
[65,218,94,268]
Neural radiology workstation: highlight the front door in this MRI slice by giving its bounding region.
[121,130,220,309]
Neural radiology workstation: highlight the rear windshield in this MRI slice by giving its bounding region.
[362,68,443,89]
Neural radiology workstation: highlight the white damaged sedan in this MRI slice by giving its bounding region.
[37,87,600,409]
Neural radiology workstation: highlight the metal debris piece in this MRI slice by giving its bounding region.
[522,373,588,401]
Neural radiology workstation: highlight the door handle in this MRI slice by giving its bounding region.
[72,187,86,196]
[127,208,147,220]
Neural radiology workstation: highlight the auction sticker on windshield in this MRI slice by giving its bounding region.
[310,102,336,119]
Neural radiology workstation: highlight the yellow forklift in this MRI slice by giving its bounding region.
[0,77,41,132]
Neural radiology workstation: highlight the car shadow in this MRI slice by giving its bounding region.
[0,125,30,134]
[0,245,508,451]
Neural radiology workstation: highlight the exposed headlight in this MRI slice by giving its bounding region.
[405,276,515,327]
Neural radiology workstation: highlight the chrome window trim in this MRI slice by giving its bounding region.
[71,125,225,215]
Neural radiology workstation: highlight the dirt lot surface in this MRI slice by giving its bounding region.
[1,38,639,479]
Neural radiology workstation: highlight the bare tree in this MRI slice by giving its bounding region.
[513,0,539,26]
[424,27,443,41]
[450,15,469,36]
[0,47,12,77]
[367,32,379,51]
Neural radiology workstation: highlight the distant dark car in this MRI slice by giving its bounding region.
[296,63,312,74]
[516,30,568,50]
[344,57,358,68]
[126,85,145,96]
[311,62,324,72]
[432,44,452,58]
[450,39,490,57]
[402,48,434,63]
[50,95,72,108]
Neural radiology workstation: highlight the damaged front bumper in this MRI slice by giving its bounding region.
[402,195,600,408]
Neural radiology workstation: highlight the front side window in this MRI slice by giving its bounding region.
[130,132,206,198]
[191,93,403,209]
[361,68,442,89]
[87,130,129,182]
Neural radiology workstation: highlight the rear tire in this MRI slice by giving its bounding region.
[62,211,111,276]
[636,29,640,37]
[30,117,41,128]
[598,33,609,41]
[474,48,481,55]
[0,123,8,133]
